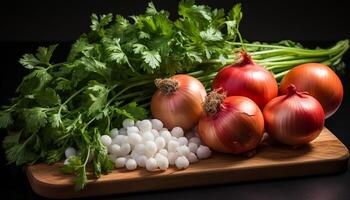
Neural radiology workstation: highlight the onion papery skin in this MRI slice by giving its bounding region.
[151,74,207,130]
[198,96,264,154]
[263,85,325,145]
[279,63,343,118]
[212,52,278,109]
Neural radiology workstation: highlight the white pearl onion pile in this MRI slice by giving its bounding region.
[96,118,211,171]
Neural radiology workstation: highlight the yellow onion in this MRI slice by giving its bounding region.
[197,91,264,154]
[151,74,206,130]
[280,63,343,118]
[264,84,325,145]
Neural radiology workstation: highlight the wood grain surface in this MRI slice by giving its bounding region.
[26,128,349,199]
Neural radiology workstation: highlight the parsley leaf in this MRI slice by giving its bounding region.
[142,50,161,70]
[0,111,13,128]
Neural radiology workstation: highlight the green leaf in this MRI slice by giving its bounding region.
[2,132,21,150]
[50,113,62,128]
[132,43,148,54]
[113,102,148,121]
[200,27,223,41]
[19,54,41,69]
[186,51,203,63]
[68,38,94,62]
[61,156,82,174]
[44,149,64,164]
[36,44,58,64]
[17,69,53,94]
[74,167,87,191]
[55,78,72,91]
[104,38,129,65]
[123,102,148,120]
[90,13,113,31]
[35,88,61,106]
[80,57,111,80]
[179,0,212,23]
[23,108,48,133]
[0,111,13,128]
[226,4,242,39]
[5,144,39,165]
[19,45,58,69]
[142,50,161,69]
[146,2,158,15]
[87,82,108,116]
[115,15,130,29]
[4,134,40,165]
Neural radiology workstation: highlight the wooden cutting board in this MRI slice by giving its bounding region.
[26,127,349,199]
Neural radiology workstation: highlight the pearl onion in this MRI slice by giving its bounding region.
[127,126,139,135]
[170,136,178,141]
[176,145,190,156]
[159,128,168,132]
[112,135,124,145]
[110,128,119,138]
[120,143,131,156]
[128,133,142,146]
[146,158,158,171]
[119,128,127,135]
[155,137,166,150]
[138,120,152,132]
[130,151,139,159]
[65,147,76,158]
[178,137,188,146]
[115,157,127,168]
[168,140,179,152]
[167,152,179,165]
[160,131,172,142]
[123,118,135,128]
[189,137,201,146]
[151,119,163,131]
[171,127,184,138]
[156,156,169,170]
[175,156,189,169]
[108,144,121,154]
[188,142,198,153]
[134,144,146,154]
[145,141,158,157]
[186,152,199,163]
[100,135,112,147]
[151,129,159,137]
[158,149,168,157]
[142,131,155,142]
[125,159,137,170]
[136,155,148,168]
[196,145,211,159]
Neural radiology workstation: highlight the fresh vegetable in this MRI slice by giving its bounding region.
[151,74,206,130]
[279,63,343,118]
[0,0,348,189]
[197,91,264,154]
[212,51,278,108]
[88,118,211,172]
[263,85,325,145]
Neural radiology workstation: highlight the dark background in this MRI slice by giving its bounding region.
[0,0,349,199]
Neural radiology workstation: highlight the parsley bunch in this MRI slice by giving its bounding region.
[0,0,348,190]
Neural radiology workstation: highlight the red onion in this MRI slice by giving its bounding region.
[197,91,264,154]
[151,74,207,130]
[263,84,325,145]
[212,51,278,109]
[280,63,343,118]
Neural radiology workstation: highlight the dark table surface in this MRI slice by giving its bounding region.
[0,41,349,200]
